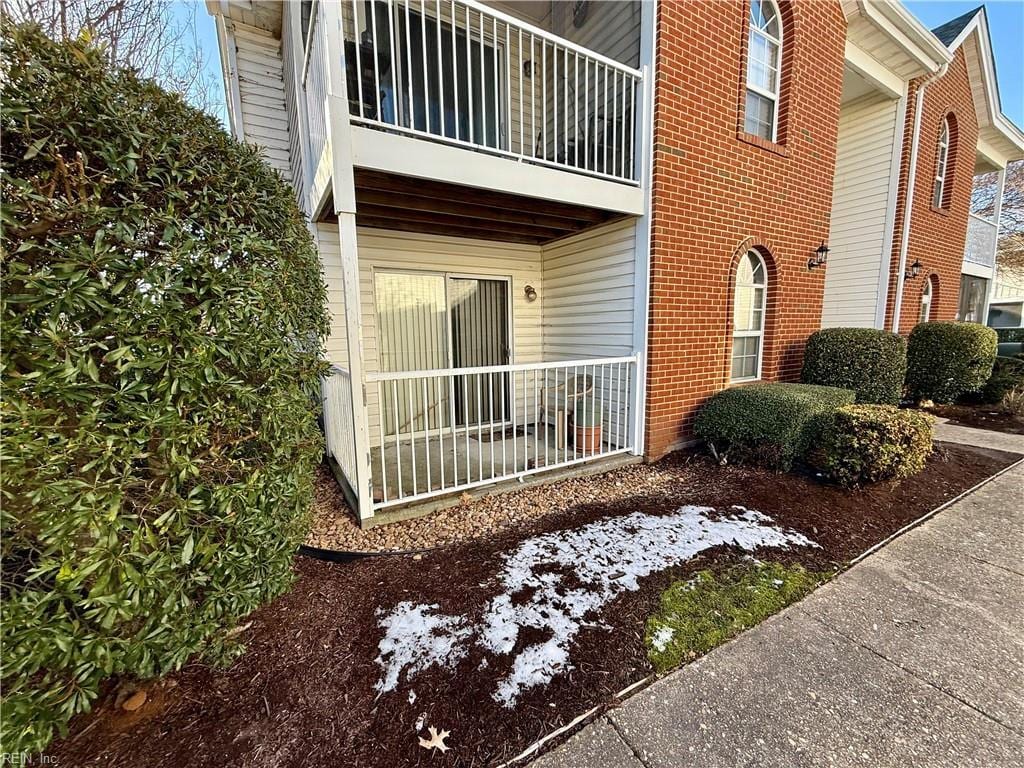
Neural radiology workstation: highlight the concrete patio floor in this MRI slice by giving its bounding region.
[531,427,1024,768]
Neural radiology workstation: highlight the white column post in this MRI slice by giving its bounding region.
[630,0,656,457]
[322,1,375,520]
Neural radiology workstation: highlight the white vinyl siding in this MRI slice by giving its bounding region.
[541,218,636,448]
[316,223,351,369]
[280,10,305,198]
[548,1,641,67]
[355,229,543,446]
[233,24,292,179]
[822,94,900,328]
[540,219,636,359]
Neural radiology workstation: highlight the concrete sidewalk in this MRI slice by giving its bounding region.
[532,457,1024,768]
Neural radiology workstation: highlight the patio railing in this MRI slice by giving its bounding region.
[366,356,637,509]
[323,365,359,491]
[338,0,643,184]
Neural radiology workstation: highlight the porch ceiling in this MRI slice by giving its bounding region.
[342,170,625,245]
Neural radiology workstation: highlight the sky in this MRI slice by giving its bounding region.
[182,0,1024,129]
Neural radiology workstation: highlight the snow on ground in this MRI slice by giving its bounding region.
[651,625,676,653]
[374,602,472,694]
[373,506,817,705]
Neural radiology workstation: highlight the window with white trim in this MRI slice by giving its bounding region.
[745,0,782,141]
[731,251,767,382]
[932,117,950,208]
[919,277,933,323]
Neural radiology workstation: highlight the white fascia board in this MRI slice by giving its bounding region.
[857,0,951,75]
[349,127,645,216]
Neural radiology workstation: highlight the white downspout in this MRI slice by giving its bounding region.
[891,62,948,333]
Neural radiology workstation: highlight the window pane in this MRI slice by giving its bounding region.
[747,34,779,93]
[745,91,775,140]
[750,0,779,38]
[734,286,754,329]
[988,302,1023,328]
[932,179,944,208]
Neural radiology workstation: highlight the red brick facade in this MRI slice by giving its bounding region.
[644,0,847,459]
[884,48,978,333]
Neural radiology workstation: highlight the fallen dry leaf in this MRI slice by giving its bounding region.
[418,725,451,753]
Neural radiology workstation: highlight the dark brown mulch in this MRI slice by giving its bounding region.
[927,403,1024,435]
[49,442,1018,768]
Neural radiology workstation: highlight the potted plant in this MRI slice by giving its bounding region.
[574,399,604,453]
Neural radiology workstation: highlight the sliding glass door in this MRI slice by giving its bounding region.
[375,271,510,435]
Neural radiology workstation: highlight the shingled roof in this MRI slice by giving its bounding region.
[931,5,984,47]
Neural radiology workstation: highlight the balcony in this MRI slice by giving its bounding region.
[302,0,647,214]
[964,213,997,270]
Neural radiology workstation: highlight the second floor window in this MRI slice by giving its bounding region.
[933,117,951,208]
[745,0,782,141]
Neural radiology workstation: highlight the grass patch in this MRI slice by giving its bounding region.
[644,562,829,673]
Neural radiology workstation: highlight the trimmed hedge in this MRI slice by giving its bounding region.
[801,327,906,405]
[1,23,328,753]
[694,383,855,470]
[906,322,997,403]
[812,406,934,487]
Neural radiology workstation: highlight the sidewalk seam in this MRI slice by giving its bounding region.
[606,715,655,768]
[801,610,1024,739]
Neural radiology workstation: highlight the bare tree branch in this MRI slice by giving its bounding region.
[1,0,221,115]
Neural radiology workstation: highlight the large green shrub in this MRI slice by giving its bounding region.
[906,322,997,403]
[694,383,855,470]
[811,405,934,488]
[974,356,1024,405]
[1,23,328,753]
[801,327,906,405]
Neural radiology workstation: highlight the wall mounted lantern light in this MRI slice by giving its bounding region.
[524,285,538,302]
[905,259,922,280]
[807,241,829,271]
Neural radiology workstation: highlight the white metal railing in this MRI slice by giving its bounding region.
[964,213,997,268]
[303,1,330,185]
[323,366,359,491]
[366,356,637,509]
[339,0,643,184]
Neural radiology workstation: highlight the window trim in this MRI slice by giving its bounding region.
[744,0,783,143]
[932,117,950,209]
[730,250,768,384]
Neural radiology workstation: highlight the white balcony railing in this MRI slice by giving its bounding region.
[302,1,331,182]
[366,356,637,509]
[339,0,643,184]
[964,213,997,268]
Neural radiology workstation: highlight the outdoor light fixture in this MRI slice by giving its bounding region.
[523,60,533,78]
[807,241,829,271]
[524,285,538,302]
[905,259,922,280]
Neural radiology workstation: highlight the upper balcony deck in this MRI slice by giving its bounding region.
[299,0,648,218]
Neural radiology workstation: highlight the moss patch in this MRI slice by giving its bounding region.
[644,562,829,674]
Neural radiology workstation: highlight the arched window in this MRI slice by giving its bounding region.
[919,276,934,323]
[932,117,951,208]
[745,0,783,141]
[731,251,768,382]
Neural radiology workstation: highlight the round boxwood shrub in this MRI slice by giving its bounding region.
[801,327,906,405]
[906,322,998,403]
[811,405,934,487]
[973,356,1024,405]
[1,23,328,753]
[694,383,856,470]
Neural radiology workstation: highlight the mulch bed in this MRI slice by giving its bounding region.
[926,403,1024,435]
[50,442,1019,768]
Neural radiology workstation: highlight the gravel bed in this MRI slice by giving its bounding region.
[305,460,695,552]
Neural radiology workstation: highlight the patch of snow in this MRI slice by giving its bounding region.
[650,625,675,653]
[373,506,816,706]
[373,601,471,694]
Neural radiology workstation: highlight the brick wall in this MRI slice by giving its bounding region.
[884,48,978,332]
[645,0,847,459]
